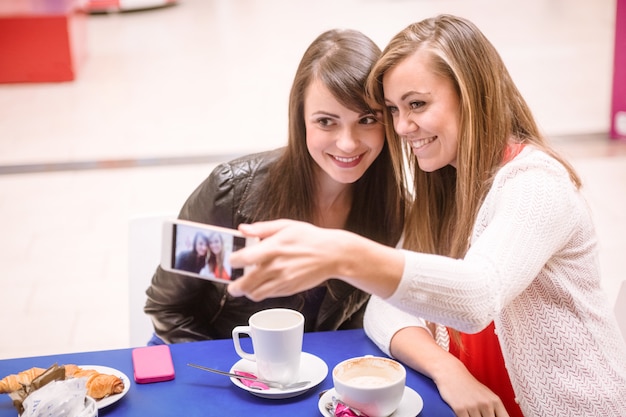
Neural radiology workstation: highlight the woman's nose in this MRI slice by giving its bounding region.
[394,111,417,136]
[336,127,359,152]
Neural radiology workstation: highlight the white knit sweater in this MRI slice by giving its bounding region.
[364,147,626,417]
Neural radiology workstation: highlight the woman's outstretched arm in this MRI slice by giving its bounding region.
[228,219,404,300]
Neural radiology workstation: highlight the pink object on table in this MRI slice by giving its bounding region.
[233,370,270,390]
[334,401,369,417]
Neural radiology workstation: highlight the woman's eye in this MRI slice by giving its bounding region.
[316,117,334,127]
[387,106,398,115]
[360,115,379,125]
[409,100,425,110]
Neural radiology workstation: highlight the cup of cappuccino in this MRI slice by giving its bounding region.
[332,355,406,417]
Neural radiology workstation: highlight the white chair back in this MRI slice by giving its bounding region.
[128,213,174,347]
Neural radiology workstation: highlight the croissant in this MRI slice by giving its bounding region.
[82,373,125,399]
[0,367,45,393]
[66,367,98,379]
[0,365,124,400]
[65,367,124,399]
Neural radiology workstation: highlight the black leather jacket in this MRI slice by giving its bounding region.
[144,148,371,343]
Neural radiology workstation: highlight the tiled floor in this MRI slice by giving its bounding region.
[0,0,624,359]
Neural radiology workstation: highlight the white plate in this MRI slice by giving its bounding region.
[318,386,424,417]
[229,352,328,399]
[79,365,131,409]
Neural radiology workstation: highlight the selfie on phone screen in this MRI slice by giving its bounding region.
[172,223,245,281]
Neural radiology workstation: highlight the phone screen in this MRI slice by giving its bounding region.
[171,223,245,280]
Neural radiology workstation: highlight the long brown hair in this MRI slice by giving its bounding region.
[253,29,406,247]
[367,15,582,344]
[367,14,580,258]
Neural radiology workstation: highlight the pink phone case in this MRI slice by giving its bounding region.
[132,345,176,383]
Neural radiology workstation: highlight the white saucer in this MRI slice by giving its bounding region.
[229,352,328,399]
[318,386,423,417]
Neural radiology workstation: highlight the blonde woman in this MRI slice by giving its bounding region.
[199,232,231,280]
[229,15,626,417]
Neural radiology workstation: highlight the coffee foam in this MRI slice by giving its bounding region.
[334,357,404,387]
[346,375,392,388]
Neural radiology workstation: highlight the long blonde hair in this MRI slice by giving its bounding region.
[206,232,226,278]
[367,14,580,259]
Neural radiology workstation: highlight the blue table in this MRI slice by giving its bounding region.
[0,329,454,417]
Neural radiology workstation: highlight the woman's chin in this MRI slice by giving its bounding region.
[416,159,440,173]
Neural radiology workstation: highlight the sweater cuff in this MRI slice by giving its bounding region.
[364,294,429,358]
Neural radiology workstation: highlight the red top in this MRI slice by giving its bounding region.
[213,265,231,281]
[449,324,524,417]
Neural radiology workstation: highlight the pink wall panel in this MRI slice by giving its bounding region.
[611,0,626,139]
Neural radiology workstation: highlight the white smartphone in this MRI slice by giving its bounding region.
[160,218,257,282]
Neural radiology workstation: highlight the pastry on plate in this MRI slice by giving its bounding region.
[0,365,124,400]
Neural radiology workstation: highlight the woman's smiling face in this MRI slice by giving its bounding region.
[208,235,222,254]
[383,49,461,171]
[304,78,385,185]
[195,237,208,256]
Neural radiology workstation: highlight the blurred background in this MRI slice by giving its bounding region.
[0,0,624,359]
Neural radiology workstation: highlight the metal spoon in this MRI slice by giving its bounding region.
[187,363,311,390]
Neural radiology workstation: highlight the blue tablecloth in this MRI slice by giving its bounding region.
[0,329,454,417]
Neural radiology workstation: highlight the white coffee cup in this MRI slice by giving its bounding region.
[232,308,304,384]
[332,355,406,417]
